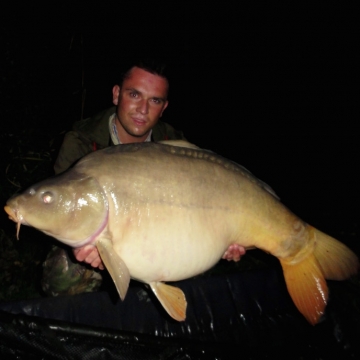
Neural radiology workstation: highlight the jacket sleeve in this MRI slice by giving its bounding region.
[53,131,92,174]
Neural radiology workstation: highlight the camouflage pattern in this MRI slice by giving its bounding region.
[42,246,102,296]
[54,106,186,175]
[42,107,185,296]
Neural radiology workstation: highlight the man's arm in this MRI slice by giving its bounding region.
[54,131,92,174]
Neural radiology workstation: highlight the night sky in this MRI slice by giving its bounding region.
[1,2,359,246]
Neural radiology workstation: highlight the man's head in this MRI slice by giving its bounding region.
[119,60,169,91]
[112,60,169,143]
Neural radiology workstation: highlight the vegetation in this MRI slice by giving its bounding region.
[0,130,57,301]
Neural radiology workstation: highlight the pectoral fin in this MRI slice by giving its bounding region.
[96,238,130,301]
[149,282,187,321]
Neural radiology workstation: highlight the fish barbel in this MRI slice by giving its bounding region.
[4,140,358,324]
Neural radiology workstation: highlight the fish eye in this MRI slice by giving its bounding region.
[42,191,53,204]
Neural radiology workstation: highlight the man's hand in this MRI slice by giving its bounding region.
[73,243,244,269]
[222,244,246,262]
[73,245,104,270]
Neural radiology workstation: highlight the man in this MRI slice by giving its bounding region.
[54,61,183,175]
[42,60,245,296]
[42,60,187,295]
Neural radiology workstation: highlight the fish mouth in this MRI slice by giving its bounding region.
[4,205,22,240]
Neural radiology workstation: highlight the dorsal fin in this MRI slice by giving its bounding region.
[158,140,279,199]
[157,140,200,149]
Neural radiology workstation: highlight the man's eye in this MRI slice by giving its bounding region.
[130,92,138,98]
[152,98,161,104]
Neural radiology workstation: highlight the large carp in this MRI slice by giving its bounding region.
[4,140,358,325]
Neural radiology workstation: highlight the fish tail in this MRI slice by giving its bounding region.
[279,253,328,325]
[279,227,358,325]
[312,227,359,280]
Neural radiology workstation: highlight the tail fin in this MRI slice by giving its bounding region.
[313,228,359,280]
[279,227,359,325]
[280,254,328,325]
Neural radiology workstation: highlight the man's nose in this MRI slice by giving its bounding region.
[136,99,149,114]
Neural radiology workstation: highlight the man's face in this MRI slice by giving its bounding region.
[112,67,169,143]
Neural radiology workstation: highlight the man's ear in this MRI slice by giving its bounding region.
[160,100,169,117]
[112,85,120,105]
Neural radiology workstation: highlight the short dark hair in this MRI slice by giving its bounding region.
[119,59,169,87]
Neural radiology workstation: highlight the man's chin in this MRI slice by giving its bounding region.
[124,128,152,141]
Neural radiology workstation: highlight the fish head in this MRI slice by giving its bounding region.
[4,170,108,247]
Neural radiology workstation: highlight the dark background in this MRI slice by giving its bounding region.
[1,2,359,252]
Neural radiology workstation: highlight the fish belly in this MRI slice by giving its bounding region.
[89,142,308,281]
[109,205,232,283]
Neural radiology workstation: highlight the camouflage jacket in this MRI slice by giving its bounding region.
[54,106,186,174]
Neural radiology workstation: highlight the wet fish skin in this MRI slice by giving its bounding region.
[4,141,359,324]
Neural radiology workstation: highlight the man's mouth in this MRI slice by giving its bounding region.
[131,117,147,126]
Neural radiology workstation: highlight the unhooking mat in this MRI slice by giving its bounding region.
[1,267,359,359]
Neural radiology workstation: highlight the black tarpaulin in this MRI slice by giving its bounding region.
[0,268,359,359]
